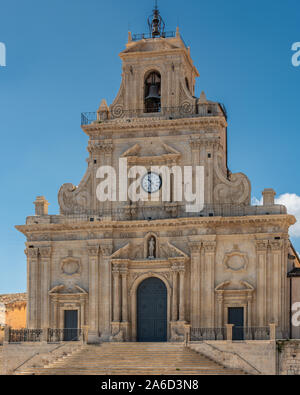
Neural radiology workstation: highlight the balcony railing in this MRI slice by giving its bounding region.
[81,103,223,126]
[191,328,226,341]
[8,329,43,343]
[47,328,82,343]
[234,327,270,341]
[132,31,176,41]
[7,328,83,343]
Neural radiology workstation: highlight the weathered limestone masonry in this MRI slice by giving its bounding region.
[278,340,300,375]
[0,293,27,343]
[15,9,296,348]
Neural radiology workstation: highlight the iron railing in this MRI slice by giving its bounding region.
[8,329,43,343]
[34,203,286,225]
[81,103,223,125]
[47,328,82,343]
[234,327,270,341]
[132,31,176,41]
[191,328,226,341]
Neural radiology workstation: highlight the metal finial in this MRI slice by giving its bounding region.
[148,2,165,38]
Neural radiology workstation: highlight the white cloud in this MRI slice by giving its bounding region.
[252,193,300,238]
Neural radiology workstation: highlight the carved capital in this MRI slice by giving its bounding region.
[39,246,52,259]
[255,240,268,252]
[25,247,39,259]
[269,240,283,251]
[87,244,100,257]
[188,242,201,254]
[203,241,216,253]
[112,264,120,275]
[100,242,113,257]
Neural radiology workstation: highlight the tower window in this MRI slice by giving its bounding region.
[144,71,161,113]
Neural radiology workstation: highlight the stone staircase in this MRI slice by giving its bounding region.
[18,343,247,375]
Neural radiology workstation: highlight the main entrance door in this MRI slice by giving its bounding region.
[64,310,78,341]
[137,277,167,342]
[228,307,244,341]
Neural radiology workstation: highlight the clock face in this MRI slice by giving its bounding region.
[142,172,162,193]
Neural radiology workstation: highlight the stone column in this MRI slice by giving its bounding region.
[256,240,268,327]
[171,266,179,322]
[99,241,113,341]
[25,247,39,329]
[120,266,129,322]
[216,293,224,328]
[270,240,283,331]
[88,244,100,343]
[53,296,59,329]
[39,246,51,330]
[179,266,186,322]
[203,241,216,328]
[112,265,120,322]
[188,241,202,328]
[247,294,253,328]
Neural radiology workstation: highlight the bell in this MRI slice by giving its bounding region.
[145,84,160,102]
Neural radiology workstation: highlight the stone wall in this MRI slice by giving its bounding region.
[278,340,300,375]
[0,294,27,330]
[189,341,276,375]
[2,342,80,375]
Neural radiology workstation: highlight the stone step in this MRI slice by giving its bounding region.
[17,343,247,376]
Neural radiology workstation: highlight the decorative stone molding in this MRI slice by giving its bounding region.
[39,246,52,258]
[269,240,283,251]
[100,242,113,257]
[223,249,248,273]
[25,247,39,259]
[61,257,81,276]
[87,244,100,257]
[188,242,201,254]
[87,140,113,155]
[203,241,216,253]
[255,240,269,252]
[214,152,251,205]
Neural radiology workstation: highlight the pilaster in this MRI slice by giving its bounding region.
[188,241,201,328]
[87,243,100,343]
[256,240,268,326]
[39,246,52,330]
[25,247,39,329]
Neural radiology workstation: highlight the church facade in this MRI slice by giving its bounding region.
[16,8,296,344]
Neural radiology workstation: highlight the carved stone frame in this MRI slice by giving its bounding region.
[129,271,172,341]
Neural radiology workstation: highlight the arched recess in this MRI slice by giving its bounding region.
[144,232,159,259]
[144,70,161,113]
[130,273,172,341]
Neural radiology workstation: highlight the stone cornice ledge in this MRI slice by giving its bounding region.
[15,214,296,236]
[81,116,227,136]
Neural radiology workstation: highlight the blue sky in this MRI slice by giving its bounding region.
[0,0,299,293]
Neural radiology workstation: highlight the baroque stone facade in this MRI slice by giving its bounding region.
[16,15,296,344]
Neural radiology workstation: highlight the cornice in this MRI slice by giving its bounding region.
[81,116,227,136]
[15,214,296,236]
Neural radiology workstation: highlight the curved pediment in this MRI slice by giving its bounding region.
[49,284,88,295]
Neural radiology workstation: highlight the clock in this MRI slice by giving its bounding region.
[142,172,162,193]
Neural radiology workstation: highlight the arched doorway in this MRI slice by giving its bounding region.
[137,277,167,342]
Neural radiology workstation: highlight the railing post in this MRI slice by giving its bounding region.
[4,325,10,344]
[184,324,191,346]
[82,326,89,344]
[226,324,233,342]
[42,328,48,343]
[269,323,277,341]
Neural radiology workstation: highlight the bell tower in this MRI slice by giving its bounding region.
[109,5,200,114]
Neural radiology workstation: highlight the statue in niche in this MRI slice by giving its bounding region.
[148,237,156,259]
